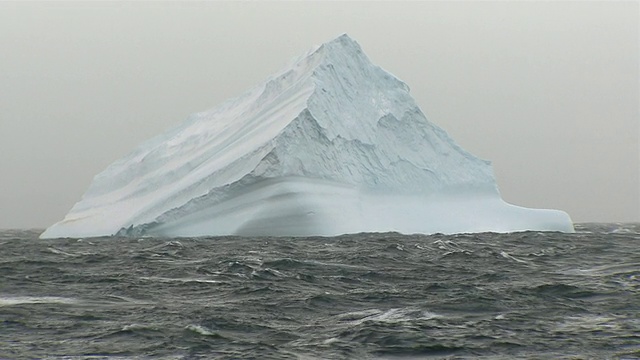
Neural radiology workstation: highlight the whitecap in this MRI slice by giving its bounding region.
[0,296,78,306]
[185,324,216,336]
[500,251,529,264]
[138,276,220,284]
[336,309,384,321]
[47,247,79,257]
[121,323,152,331]
[338,307,440,325]
[303,259,370,269]
[322,337,339,344]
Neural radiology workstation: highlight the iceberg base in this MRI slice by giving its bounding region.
[137,177,574,237]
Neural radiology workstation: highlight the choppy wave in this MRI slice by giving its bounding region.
[1,223,639,359]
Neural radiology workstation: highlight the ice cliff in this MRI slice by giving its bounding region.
[40,34,574,238]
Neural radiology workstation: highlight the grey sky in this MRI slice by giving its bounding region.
[0,1,638,229]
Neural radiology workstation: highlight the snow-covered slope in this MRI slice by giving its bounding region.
[40,34,573,239]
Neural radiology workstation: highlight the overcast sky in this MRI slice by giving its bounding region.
[0,1,638,229]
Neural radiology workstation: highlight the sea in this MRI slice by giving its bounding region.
[1,223,638,360]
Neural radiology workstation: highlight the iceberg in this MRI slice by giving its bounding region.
[40,34,573,239]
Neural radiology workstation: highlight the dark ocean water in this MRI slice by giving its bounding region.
[1,223,639,359]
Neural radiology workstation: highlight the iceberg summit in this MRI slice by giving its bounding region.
[41,34,573,239]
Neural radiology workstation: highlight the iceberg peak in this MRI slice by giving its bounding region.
[40,35,573,239]
[307,33,360,55]
[320,33,363,54]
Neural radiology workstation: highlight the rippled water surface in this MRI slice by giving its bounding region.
[1,223,639,359]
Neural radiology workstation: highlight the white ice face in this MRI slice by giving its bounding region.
[40,34,573,239]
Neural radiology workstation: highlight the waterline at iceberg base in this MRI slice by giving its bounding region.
[41,34,573,239]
